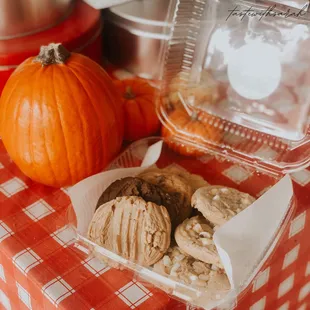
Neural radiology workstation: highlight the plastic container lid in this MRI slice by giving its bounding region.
[158,0,310,175]
[272,0,310,9]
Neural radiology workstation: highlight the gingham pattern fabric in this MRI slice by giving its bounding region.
[0,68,309,310]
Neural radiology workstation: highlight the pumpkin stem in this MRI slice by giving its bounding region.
[34,43,71,66]
[124,86,136,99]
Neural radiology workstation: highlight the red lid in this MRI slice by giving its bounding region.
[0,0,101,66]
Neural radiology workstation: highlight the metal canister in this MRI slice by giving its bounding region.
[102,0,175,80]
[0,0,73,39]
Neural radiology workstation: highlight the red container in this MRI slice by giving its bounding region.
[0,0,102,93]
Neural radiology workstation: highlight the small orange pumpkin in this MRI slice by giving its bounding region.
[0,43,124,187]
[114,79,161,141]
[162,107,221,157]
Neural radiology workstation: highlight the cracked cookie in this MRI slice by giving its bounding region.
[88,196,171,267]
[192,186,256,227]
[138,170,193,223]
[141,165,210,191]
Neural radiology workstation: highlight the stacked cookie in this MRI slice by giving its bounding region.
[87,165,255,295]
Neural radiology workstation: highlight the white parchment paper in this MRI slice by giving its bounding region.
[213,174,293,289]
[83,0,132,9]
[69,141,163,235]
[69,141,293,302]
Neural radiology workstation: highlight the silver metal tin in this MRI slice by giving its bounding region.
[103,0,176,79]
[0,0,73,40]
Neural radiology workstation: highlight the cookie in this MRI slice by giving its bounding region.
[142,165,209,191]
[138,170,193,223]
[192,186,256,227]
[153,246,230,292]
[95,177,185,230]
[96,177,163,209]
[174,216,222,268]
[88,196,171,267]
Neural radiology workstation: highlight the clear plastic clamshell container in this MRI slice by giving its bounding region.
[68,137,297,310]
[158,0,310,175]
[67,1,304,309]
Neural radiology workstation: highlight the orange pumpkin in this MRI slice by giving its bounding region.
[114,79,161,141]
[0,43,124,187]
[162,107,220,157]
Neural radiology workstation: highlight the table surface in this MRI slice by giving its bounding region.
[0,68,309,310]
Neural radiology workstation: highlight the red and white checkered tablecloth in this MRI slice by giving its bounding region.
[0,68,309,310]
